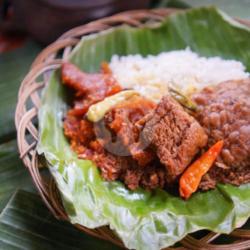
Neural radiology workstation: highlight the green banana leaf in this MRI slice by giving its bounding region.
[156,0,250,20]
[0,190,121,250]
[38,7,250,250]
[0,140,33,212]
[0,41,41,142]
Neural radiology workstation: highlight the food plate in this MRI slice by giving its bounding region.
[35,7,250,250]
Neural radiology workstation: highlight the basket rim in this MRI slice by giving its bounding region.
[15,7,250,250]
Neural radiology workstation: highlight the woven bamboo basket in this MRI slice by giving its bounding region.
[15,8,250,250]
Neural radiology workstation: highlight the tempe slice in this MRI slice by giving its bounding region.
[143,95,208,183]
[61,62,122,116]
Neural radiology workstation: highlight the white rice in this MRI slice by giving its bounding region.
[109,48,249,102]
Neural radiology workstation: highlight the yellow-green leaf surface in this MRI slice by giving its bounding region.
[38,7,250,250]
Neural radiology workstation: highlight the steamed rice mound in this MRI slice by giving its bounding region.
[110,48,249,102]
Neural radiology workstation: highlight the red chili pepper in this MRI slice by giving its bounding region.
[179,140,224,199]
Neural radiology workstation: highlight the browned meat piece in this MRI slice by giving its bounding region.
[142,95,208,183]
[104,95,156,166]
[193,79,250,190]
[64,115,95,154]
[61,62,121,97]
[91,153,130,181]
[61,63,122,116]
[123,163,166,190]
[78,142,164,191]
[140,164,166,190]
[90,150,165,191]
[129,143,155,167]
[122,168,143,190]
[62,63,167,191]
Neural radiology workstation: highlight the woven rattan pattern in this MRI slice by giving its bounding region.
[15,8,250,250]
